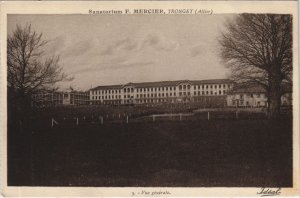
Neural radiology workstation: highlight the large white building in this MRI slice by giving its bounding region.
[89,79,233,105]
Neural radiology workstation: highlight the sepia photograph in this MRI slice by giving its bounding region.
[1,1,299,197]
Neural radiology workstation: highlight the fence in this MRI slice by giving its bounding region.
[48,109,291,128]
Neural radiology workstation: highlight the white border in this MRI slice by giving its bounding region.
[0,1,299,197]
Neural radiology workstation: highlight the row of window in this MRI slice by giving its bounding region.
[92,95,122,100]
[123,98,177,104]
[231,100,264,106]
[193,90,227,96]
[194,84,230,90]
[231,93,265,99]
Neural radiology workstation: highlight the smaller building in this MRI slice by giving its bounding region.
[32,90,89,107]
[226,85,292,107]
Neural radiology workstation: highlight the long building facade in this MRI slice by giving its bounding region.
[89,79,233,105]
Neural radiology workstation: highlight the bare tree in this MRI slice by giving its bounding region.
[219,14,292,118]
[7,24,72,105]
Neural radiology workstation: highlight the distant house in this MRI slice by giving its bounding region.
[32,90,89,107]
[226,85,292,107]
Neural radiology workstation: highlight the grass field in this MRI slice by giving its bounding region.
[8,118,292,187]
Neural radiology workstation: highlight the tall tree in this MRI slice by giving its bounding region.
[7,24,72,107]
[219,14,292,118]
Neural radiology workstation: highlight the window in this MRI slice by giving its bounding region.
[194,91,196,95]
[183,85,186,89]
[179,85,182,90]
[179,92,182,96]
[219,85,221,88]
[187,85,190,89]
[219,90,222,95]
[211,91,213,95]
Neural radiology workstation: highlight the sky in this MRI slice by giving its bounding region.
[8,14,234,91]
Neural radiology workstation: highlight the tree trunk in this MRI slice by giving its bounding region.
[269,91,281,119]
[268,71,282,119]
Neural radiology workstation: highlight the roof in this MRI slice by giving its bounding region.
[228,83,292,94]
[90,79,232,90]
[90,85,123,91]
[228,86,266,94]
[191,79,233,85]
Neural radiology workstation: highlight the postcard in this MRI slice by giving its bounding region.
[0,1,299,197]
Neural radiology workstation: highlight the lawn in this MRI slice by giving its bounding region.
[8,119,292,187]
